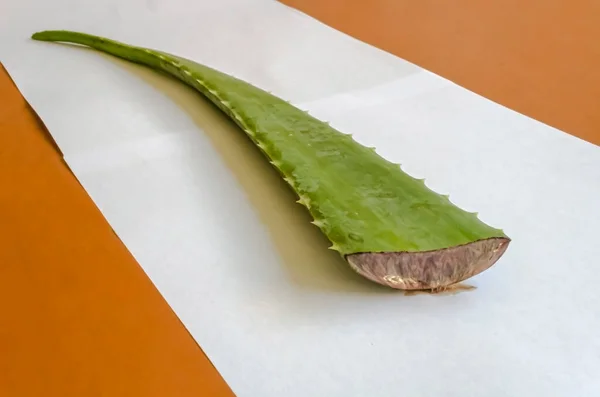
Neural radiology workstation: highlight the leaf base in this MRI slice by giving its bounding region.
[346,238,510,291]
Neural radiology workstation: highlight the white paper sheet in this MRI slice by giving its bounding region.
[2,0,599,396]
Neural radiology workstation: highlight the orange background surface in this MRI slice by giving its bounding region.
[1,1,598,395]
[283,0,600,145]
[0,65,234,396]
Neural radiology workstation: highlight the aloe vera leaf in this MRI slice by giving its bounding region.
[31,30,510,291]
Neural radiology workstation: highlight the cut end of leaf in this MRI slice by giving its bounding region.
[345,237,510,291]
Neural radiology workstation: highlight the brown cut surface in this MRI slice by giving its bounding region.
[347,237,510,291]
[0,64,234,397]
[281,0,600,146]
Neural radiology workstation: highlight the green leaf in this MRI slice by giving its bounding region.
[31,30,510,291]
